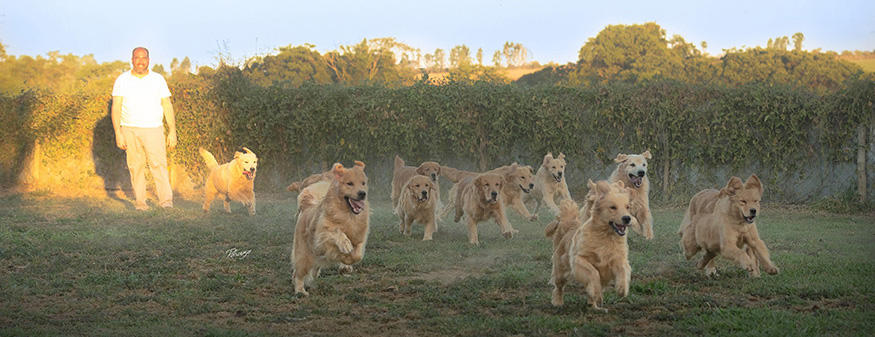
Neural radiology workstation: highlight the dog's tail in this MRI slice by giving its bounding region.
[678,203,693,238]
[199,148,219,171]
[394,155,405,171]
[441,166,474,183]
[546,199,580,240]
[287,181,303,193]
[437,183,458,221]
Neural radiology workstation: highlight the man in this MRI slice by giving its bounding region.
[111,47,177,210]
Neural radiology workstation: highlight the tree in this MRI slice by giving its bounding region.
[151,64,166,75]
[501,42,529,68]
[575,22,689,84]
[449,45,471,68]
[322,38,416,85]
[432,48,446,70]
[793,32,804,51]
[243,44,332,87]
[476,48,483,65]
[492,50,502,67]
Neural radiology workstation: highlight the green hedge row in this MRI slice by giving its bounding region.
[1,74,872,202]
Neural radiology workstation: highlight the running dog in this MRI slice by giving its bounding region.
[199,147,258,215]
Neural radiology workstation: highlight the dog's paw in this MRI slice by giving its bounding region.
[503,230,518,239]
[338,264,353,275]
[529,215,539,222]
[765,265,779,275]
[337,237,354,255]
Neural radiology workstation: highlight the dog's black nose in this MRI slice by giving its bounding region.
[558,172,563,177]
[749,209,756,216]
[421,191,428,198]
[622,216,631,224]
[491,191,498,199]
[358,191,367,200]
[637,170,645,177]
[528,183,534,189]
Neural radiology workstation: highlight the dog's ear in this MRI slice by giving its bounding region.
[332,163,346,180]
[614,153,628,163]
[416,165,427,175]
[498,175,506,187]
[543,152,554,166]
[595,180,612,198]
[641,150,652,160]
[509,162,518,171]
[721,176,744,196]
[435,165,441,175]
[354,161,365,170]
[744,174,764,194]
[526,165,534,174]
[558,152,566,161]
[586,179,597,190]
[242,147,253,155]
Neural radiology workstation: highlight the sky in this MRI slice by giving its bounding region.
[2,0,873,69]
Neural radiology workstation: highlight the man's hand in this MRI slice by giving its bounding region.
[167,129,177,150]
[115,132,127,150]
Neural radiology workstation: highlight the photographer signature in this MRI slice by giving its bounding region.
[225,248,251,260]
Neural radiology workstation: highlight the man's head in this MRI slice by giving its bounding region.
[131,47,150,75]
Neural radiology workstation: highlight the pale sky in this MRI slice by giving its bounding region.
[2,0,873,69]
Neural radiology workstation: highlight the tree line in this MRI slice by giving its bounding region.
[0,22,870,94]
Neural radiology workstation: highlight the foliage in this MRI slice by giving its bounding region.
[2,73,872,202]
[0,51,127,94]
[556,22,863,92]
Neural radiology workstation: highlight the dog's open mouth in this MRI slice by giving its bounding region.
[552,173,563,183]
[346,197,365,215]
[243,170,256,180]
[417,194,429,202]
[743,215,756,223]
[628,174,642,188]
[609,221,628,236]
[519,185,531,193]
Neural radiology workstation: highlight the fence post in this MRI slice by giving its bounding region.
[858,123,867,203]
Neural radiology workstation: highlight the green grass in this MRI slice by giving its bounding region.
[0,192,873,336]
[849,58,875,73]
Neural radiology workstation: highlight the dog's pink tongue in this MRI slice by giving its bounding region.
[630,175,641,186]
[350,199,365,213]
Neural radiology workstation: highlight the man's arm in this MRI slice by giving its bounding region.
[111,96,126,150]
[161,97,177,150]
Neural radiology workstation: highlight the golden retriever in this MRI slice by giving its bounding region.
[199,147,258,215]
[286,171,333,193]
[391,155,441,212]
[550,180,633,311]
[449,173,518,245]
[678,174,779,277]
[525,152,571,218]
[609,150,654,239]
[395,175,438,241]
[440,163,537,221]
[292,161,370,296]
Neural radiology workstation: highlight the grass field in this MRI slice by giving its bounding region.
[1,191,873,336]
[849,58,875,73]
